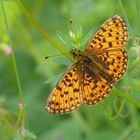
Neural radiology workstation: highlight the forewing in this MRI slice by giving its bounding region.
[46,64,82,114]
[85,15,128,52]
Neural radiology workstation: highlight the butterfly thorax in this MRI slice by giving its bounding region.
[71,48,104,66]
[70,49,93,63]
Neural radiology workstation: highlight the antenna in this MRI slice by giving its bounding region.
[45,52,70,60]
[45,54,64,59]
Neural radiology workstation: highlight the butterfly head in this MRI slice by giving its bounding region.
[70,48,84,60]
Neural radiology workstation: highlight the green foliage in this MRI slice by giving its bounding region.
[0,0,140,140]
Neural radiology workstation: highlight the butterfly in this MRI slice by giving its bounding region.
[46,15,128,114]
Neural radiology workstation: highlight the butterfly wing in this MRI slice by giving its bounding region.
[98,48,128,81]
[81,73,113,105]
[82,15,128,105]
[86,15,128,81]
[46,63,82,114]
[85,15,128,52]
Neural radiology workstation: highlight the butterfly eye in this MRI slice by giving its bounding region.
[83,57,92,64]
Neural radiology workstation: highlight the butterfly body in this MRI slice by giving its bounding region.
[46,15,128,114]
[71,49,115,84]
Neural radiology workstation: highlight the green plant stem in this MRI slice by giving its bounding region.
[129,35,140,40]
[113,87,140,108]
[107,100,125,120]
[71,111,92,136]
[15,0,74,62]
[0,0,27,128]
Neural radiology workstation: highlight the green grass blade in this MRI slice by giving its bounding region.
[0,0,27,128]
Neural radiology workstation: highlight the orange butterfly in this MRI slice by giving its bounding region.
[46,15,128,114]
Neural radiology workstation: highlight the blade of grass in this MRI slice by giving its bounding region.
[0,0,27,129]
[15,0,74,62]
[135,0,140,36]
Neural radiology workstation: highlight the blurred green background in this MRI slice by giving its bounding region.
[0,0,140,140]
